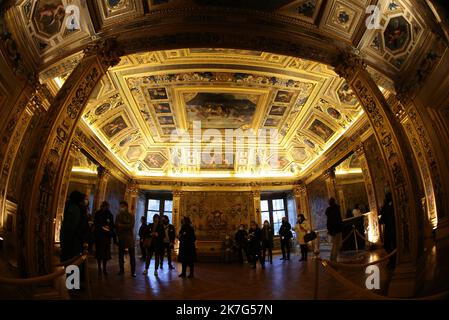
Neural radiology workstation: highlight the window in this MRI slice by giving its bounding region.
[146,194,173,224]
[260,195,288,235]
[163,200,173,223]
[261,200,270,226]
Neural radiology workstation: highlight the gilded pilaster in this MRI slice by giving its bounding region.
[334,50,423,297]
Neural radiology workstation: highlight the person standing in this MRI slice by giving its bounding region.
[94,201,114,275]
[352,204,362,218]
[326,197,343,262]
[60,191,89,262]
[279,217,293,261]
[261,220,273,264]
[295,214,310,262]
[247,221,265,269]
[379,192,396,269]
[138,216,147,261]
[160,215,176,270]
[178,217,197,278]
[234,224,248,264]
[143,214,164,276]
[115,201,136,277]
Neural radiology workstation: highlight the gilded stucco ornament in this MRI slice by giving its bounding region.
[84,38,124,71]
[332,49,367,80]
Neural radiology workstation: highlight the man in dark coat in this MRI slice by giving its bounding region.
[279,217,292,260]
[60,191,89,262]
[247,221,265,269]
[326,197,343,262]
[115,201,136,277]
[178,216,197,278]
[261,220,274,264]
[160,215,176,270]
[234,224,248,264]
[143,214,165,276]
[379,192,396,268]
[94,201,114,275]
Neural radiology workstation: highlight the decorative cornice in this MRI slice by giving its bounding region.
[332,49,367,81]
[84,38,124,71]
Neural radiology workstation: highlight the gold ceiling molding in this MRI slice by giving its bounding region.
[73,48,365,180]
[3,0,431,81]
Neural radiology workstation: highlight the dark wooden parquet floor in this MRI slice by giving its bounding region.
[2,239,448,300]
[77,248,386,300]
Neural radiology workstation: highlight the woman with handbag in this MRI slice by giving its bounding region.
[143,214,164,276]
[295,214,310,262]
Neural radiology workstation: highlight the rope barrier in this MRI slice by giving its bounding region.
[327,250,397,269]
[319,259,449,300]
[320,259,396,300]
[341,230,354,244]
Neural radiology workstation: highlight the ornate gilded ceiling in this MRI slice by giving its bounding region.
[10,0,430,78]
[78,48,364,178]
[2,0,433,180]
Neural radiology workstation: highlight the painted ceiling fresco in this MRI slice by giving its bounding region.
[77,48,364,178]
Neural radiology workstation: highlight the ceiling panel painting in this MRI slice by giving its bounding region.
[184,92,259,129]
[308,119,336,142]
[101,115,128,139]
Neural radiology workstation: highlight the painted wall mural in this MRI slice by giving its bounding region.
[307,177,328,230]
[181,191,253,241]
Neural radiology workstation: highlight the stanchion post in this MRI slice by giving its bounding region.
[352,224,359,253]
[313,238,320,300]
